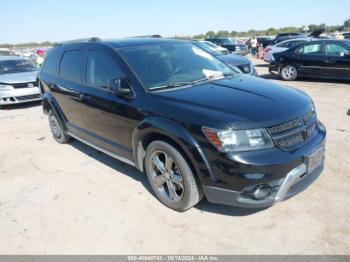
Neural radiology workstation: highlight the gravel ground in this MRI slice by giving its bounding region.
[0,58,349,254]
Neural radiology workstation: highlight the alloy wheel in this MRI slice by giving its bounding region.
[50,115,62,138]
[281,65,297,80]
[149,150,184,203]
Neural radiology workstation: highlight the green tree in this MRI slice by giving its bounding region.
[266,28,278,36]
[216,30,230,37]
[205,31,215,38]
[344,18,350,28]
[230,31,238,37]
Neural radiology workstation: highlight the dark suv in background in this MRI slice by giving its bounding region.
[205,37,249,55]
[38,38,326,211]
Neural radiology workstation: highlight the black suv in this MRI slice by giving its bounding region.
[205,38,248,55]
[38,38,326,211]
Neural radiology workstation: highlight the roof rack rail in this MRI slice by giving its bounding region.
[54,37,101,46]
[128,35,162,38]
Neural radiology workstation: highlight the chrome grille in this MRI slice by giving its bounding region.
[12,81,37,89]
[303,110,313,124]
[275,132,304,148]
[267,110,317,150]
[267,118,302,135]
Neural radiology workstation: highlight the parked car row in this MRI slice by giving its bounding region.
[0,37,258,108]
[193,41,257,75]
[0,48,17,56]
[205,37,249,56]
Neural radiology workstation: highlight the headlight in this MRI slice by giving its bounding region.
[202,127,274,152]
[0,84,14,91]
[310,100,316,112]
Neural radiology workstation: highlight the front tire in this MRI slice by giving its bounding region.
[144,141,202,211]
[48,110,70,144]
[280,64,298,81]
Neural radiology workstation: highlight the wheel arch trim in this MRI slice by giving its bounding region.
[42,92,67,130]
[132,117,215,182]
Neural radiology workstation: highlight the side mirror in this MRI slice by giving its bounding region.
[109,77,133,98]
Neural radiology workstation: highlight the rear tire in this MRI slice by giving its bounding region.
[280,64,298,81]
[48,110,70,144]
[144,140,202,211]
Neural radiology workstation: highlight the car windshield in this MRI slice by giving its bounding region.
[120,42,237,90]
[0,59,37,74]
[221,38,239,45]
[196,42,223,56]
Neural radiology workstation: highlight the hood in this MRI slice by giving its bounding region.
[153,75,311,129]
[0,71,38,84]
[217,54,251,66]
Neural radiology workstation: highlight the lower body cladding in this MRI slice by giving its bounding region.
[201,125,326,208]
[0,87,42,106]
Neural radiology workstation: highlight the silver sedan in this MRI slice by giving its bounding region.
[264,38,314,63]
[0,56,41,108]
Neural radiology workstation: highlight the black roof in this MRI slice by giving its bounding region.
[56,37,184,49]
[105,37,184,48]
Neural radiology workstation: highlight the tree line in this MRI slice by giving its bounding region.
[175,18,350,40]
[1,19,349,48]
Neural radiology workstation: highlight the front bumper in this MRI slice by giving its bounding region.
[203,163,324,208]
[0,87,42,105]
[200,123,326,208]
[268,63,280,73]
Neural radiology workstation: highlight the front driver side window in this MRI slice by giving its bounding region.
[296,43,322,55]
[325,43,350,57]
[87,50,124,88]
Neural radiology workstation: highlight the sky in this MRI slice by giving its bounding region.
[1,0,350,44]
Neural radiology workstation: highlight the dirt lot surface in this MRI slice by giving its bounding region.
[0,58,349,254]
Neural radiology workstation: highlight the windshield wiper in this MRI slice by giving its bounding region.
[149,78,210,90]
[149,73,235,91]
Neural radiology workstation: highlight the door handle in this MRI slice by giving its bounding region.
[323,59,333,64]
[79,94,91,101]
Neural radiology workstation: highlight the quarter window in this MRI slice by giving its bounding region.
[41,48,61,76]
[59,50,85,82]
[296,43,322,55]
[325,43,349,57]
[87,50,124,88]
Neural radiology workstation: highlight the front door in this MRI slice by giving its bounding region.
[295,42,326,77]
[323,42,350,79]
[77,48,134,159]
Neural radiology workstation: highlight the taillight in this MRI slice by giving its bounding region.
[264,47,272,53]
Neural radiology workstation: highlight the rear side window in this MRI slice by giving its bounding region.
[59,50,85,82]
[296,43,322,55]
[41,48,61,76]
[288,40,306,48]
[86,50,124,88]
[325,43,349,56]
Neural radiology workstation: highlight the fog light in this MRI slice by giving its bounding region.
[252,185,272,200]
[244,173,266,180]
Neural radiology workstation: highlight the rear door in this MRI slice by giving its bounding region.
[294,42,326,77]
[323,42,350,79]
[54,49,86,132]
